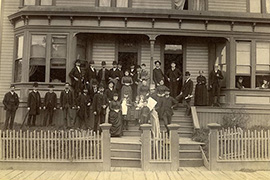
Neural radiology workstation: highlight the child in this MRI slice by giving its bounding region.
[121,93,132,130]
[121,70,133,99]
[162,88,178,133]
[43,84,57,126]
[140,100,150,124]
[109,93,123,137]
[261,79,269,89]
[133,95,141,125]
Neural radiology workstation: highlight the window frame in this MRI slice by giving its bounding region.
[14,34,24,83]
[96,0,132,7]
[22,0,56,6]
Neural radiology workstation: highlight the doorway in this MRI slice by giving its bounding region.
[118,52,138,72]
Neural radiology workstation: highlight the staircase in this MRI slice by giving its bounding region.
[172,108,194,138]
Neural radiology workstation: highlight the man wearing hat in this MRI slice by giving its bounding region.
[43,84,57,126]
[209,65,224,106]
[85,60,97,91]
[2,85,19,130]
[69,60,84,97]
[60,82,74,128]
[109,61,121,93]
[166,61,182,98]
[176,71,193,116]
[98,61,109,88]
[153,61,165,87]
[27,82,41,126]
[92,84,108,132]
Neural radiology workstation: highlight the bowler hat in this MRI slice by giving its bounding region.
[185,71,191,76]
[154,61,161,65]
[89,60,95,65]
[101,61,106,65]
[112,61,117,65]
[33,82,38,87]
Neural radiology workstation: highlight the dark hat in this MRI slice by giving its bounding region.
[130,64,135,67]
[98,84,105,89]
[89,60,95,65]
[48,84,54,88]
[171,61,176,65]
[154,61,161,65]
[185,71,191,76]
[141,63,146,67]
[10,84,15,88]
[33,82,38,87]
[101,61,106,65]
[113,93,119,97]
[239,77,243,80]
[108,80,115,85]
[137,65,141,69]
[112,61,117,65]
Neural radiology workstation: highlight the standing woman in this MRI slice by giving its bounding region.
[194,71,208,106]
[121,70,133,100]
[109,93,123,137]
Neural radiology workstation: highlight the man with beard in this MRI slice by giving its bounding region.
[27,82,41,127]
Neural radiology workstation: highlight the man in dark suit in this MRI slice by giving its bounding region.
[109,61,121,92]
[85,60,97,91]
[130,64,137,101]
[2,85,19,130]
[153,61,165,87]
[76,88,91,129]
[69,60,84,97]
[209,65,224,106]
[176,71,193,116]
[166,61,182,98]
[97,61,109,88]
[60,82,74,128]
[92,85,107,133]
[43,84,57,126]
[27,82,41,126]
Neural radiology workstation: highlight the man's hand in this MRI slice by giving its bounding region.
[93,111,97,115]
[102,105,106,109]
[60,107,63,110]
[27,107,30,111]
[176,78,180,81]
[87,103,91,106]
[43,106,46,110]
[53,108,57,110]
[168,78,170,82]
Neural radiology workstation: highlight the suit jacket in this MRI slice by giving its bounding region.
[44,92,57,109]
[3,92,19,110]
[97,68,109,84]
[104,88,115,102]
[85,67,97,83]
[92,93,107,114]
[166,68,182,82]
[89,86,98,101]
[60,90,74,108]
[27,91,41,115]
[76,93,91,113]
[161,96,178,116]
[153,68,164,85]
[181,79,194,98]
[209,70,224,87]
[69,66,84,88]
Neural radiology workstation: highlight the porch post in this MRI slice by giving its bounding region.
[140,124,152,170]
[208,123,221,171]
[148,35,158,85]
[100,123,112,171]
[168,124,180,170]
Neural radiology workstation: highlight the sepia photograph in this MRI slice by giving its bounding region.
[0,0,270,179]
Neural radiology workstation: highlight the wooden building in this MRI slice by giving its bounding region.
[1,0,270,125]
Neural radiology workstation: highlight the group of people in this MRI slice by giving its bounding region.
[2,59,225,136]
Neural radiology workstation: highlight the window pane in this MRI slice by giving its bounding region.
[236,66,250,74]
[256,42,270,65]
[31,35,46,58]
[256,65,270,71]
[29,65,45,82]
[250,0,261,13]
[14,59,22,82]
[116,0,128,7]
[256,75,270,88]
[267,0,270,13]
[100,0,111,7]
[236,42,250,65]
[40,0,53,5]
[24,0,35,5]
[52,36,67,58]
[17,36,24,59]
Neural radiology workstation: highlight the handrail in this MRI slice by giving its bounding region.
[191,106,200,130]
[200,146,210,170]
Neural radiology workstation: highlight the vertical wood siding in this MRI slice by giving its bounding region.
[0,0,20,100]
[92,41,116,70]
[208,0,247,12]
[56,0,96,7]
[186,43,209,100]
[132,0,172,9]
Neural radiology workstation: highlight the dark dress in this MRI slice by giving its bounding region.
[121,76,133,99]
[109,100,123,137]
[194,75,208,106]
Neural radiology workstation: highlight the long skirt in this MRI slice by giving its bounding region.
[109,110,123,137]
[194,84,208,106]
[121,85,132,100]
[150,109,160,138]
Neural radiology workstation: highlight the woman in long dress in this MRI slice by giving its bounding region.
[121,70,133,100]
[194,71,208,106]
[109,93,123,137]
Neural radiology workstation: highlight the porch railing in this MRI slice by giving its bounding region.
[150,131,171,161]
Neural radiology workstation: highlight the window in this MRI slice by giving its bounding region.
[23,0,53,6]
[50,35,67,82]
[267,0,270,13]
[256,42,270,87]
[14,36,23,82]
[99,0,111,7]
[24,0,35,5]
[116,0,128,7]
[250,0,261,13]
[76,37,87,61]
[215,43,227,88]
[236,42,251,88]
[40,0,53,5]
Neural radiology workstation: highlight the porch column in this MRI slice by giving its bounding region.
[168,124,180,170]
[67,32,77,83]
[147,35,158,85]
[140,124,152,170]
[208,123,221,171]
[100,123,112,171]
[228,37,235,89]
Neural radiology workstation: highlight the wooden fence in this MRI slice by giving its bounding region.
[218,127,270,161]
[0,130,102,162]
[150,131,171,161]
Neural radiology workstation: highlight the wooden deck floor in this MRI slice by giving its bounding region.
[1,167,270,180]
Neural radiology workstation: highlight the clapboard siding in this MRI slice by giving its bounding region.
[140,43,161,75]
[56,0,95,7]
[0,0,19,100]
[186,43,209,99]
[208,0,247,12]
[132,0,172,9]
[92,40,116,70]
